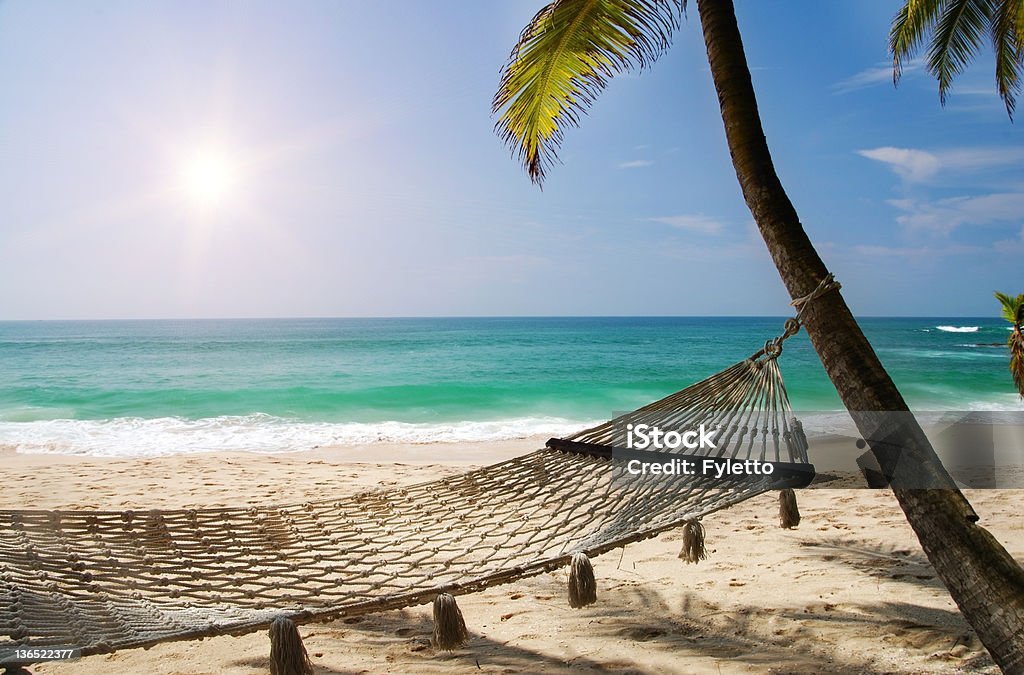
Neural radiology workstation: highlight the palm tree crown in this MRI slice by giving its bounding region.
[890,0,1024,118]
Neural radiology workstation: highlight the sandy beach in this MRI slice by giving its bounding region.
[2,438,1019,674]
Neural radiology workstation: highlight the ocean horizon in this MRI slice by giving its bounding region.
[1,316,1020,457]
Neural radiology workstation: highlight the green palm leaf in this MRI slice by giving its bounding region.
[931,0,994,104]
[493,0,682,185]
[991,0,1024,116]
[891,0,1023,118]
[995,291,1024,324]
[891,0,944,83]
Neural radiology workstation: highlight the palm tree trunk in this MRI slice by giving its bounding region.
[1009,324,1024,398]
[695,0,1024,670]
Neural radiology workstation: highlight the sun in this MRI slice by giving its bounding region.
[180,149,238,207]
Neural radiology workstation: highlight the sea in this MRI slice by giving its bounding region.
[0,317,1019,457]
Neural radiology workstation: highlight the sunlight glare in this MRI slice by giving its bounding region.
[180,149,238,207]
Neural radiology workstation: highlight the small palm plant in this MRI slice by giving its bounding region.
[995,291,1024,398]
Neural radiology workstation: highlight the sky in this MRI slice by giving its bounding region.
[0,1,1020,320]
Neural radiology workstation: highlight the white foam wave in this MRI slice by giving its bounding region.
[0,414,596,458]
[936,325,979,333]
[964,397,1024,412]
[793,406,1024,439]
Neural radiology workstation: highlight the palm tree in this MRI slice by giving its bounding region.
[995,291,1024,397]
[492,0,1024,670]
[890,0,1023,118]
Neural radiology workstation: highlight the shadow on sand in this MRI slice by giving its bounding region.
[228,574,994,674]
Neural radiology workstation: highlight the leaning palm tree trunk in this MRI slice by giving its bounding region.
[697,0,1024,669]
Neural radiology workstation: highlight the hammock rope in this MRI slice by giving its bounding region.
[0,285,836,669]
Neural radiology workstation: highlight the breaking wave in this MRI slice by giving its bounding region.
[0,414,594,458]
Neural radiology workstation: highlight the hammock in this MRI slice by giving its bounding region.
[0,291,834,671]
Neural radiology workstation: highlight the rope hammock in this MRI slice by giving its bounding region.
[0,278,837,673]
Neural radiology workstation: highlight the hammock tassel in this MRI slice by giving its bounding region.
[567,551,597,608]
[432,592,469,650]
[779,488,801,529]
[679,520,707,564]
[268,615,314,675]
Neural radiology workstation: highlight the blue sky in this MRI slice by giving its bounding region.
[0,1,1020,319]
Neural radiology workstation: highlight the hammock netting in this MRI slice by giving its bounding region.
[1,348,814,662]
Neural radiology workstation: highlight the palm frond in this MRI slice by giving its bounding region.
[928,0,995,105]
[493,0,682,185]
[991,0,1024,118]
[891,0,946,84]
[995,291,1024,324]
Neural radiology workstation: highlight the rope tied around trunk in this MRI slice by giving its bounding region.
[763,274,841,358]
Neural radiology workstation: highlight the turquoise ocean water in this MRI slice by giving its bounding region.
[0,317,1019,456]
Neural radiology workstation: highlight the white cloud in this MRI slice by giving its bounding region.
[887,192,1024,234]
[650,214,725,235]
[832,65,894,94]
[832,59,923,94]
[857,147,941,182]
[857,145,1024,183]
[939,147,1024,172]
[991,224,1024,253]
[618,159,653,169]
[847,233,1024,259]
[850,243,983,258]
[886,198,916,211]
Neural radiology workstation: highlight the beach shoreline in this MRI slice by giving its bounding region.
[5,424,1020,511]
